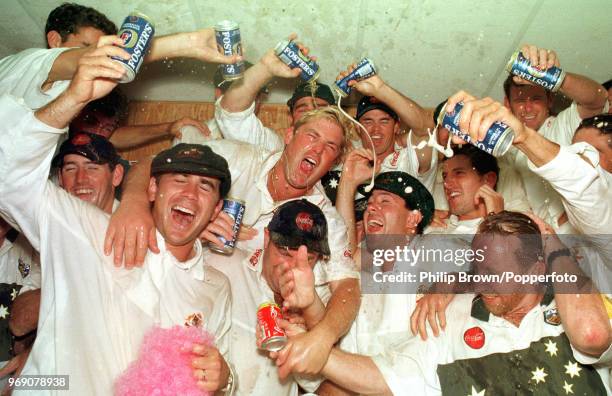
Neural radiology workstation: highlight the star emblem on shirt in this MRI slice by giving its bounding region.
[328,177,338,189]
[562,381,574,394]
[10,288,18,301]
[544,339,558,357]
[0,304,8,319]
[467,385,485,396]
[531,367,548,384]
[564,361,582,378]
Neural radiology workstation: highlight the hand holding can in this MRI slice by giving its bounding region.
[214,21,244,81]
[112,12,155,83]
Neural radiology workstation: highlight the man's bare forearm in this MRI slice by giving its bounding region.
[35,90,87,129]
[220,61,273,112]
[121,157,153,200]
[374,84,434,137]
[316,278,360,344]
[513,127,560,168]
[110,123,173,150]
[560,72,608,117]
[9,290,40,337]
[321,348,392,396]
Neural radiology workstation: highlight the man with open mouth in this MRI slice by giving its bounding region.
[0,39,236,395]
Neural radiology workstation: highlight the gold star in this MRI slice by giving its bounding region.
[467,385,485,396]
[531,367,548,384]
[564,361,582,378]
[562,381,574,394]
[544,339,558,357]
[0,305,8,319]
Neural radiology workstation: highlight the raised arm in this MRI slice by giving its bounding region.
[220,35,304,112]
[514,44,608,118]
[110,117,207,150]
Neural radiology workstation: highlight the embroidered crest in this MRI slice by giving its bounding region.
[543,308,562,326]
[390,150,400,167]
[343,249,352,258]
[295,212,314,232]
[71,133,91,146]
[18,258,30,278]
[464,326,485,349]
[184,312,203,328]
[249,249,263,267]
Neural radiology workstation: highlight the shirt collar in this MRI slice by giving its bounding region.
[157,231,206,281]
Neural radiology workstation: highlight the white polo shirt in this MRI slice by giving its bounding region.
[372,293,612,395]
[204,139,359,286]
[0,48,71,109]
[209,248,324,396]
[0,95,232,395]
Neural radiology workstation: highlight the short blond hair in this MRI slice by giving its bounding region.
[292,106,357,159]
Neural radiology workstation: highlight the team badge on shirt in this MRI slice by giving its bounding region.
[18,257,30,278]
[543,308,562,326]
[390,150,400,167]
[249,249,263,268]
[184,312,203,328]
[464,326,485,349]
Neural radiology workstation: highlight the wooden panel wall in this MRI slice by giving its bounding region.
[120,101,294,161]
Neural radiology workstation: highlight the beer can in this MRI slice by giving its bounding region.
[274,40,320,82]
[209,198,245,255]
[257,302,287,351]
[333,58,377,97]
[505,51,566,92]
[437,102,515,157]
[112,12,155,83]
[214,20,244,81]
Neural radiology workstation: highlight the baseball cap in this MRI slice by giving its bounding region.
[287,82,335,110]
[358,171,434,228]
[52,132,120,168]
[151,144,232,198]
[356,96,398,121]
[268,199,331,257]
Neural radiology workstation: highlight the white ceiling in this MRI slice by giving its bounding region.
[1,0,610,107]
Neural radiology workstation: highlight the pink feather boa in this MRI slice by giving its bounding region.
[115,325,214,396]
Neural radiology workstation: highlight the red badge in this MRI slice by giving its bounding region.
[249,249,263,267]
[390,150,400,167]
[343,249,353,258]
[295,212,314,232]
[464,327,485,349]
[71,134,91,146]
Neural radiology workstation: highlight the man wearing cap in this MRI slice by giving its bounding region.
[0,52,235,394]
[312,211,612,395]
[336,68,437,191]
[213,37,335,152]
[207,199,331,395]
[109,105,362,379]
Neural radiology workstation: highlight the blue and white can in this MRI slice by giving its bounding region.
[438,102,515,157]
[210,198,246,255]
[113,12,155,83]
[506,51,566,92]
[214,20,244,81]
[274,40,320,82]
[334,58,377,97]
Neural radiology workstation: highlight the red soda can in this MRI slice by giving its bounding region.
[257,302,287,351]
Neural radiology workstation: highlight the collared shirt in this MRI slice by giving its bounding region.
[424,215,482,237]
[0,48,71,109]
[352,134,438,192]
[204,139,359,285]
[0,95,232,395]
[371,293,612,396]
[209,248,323,396]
